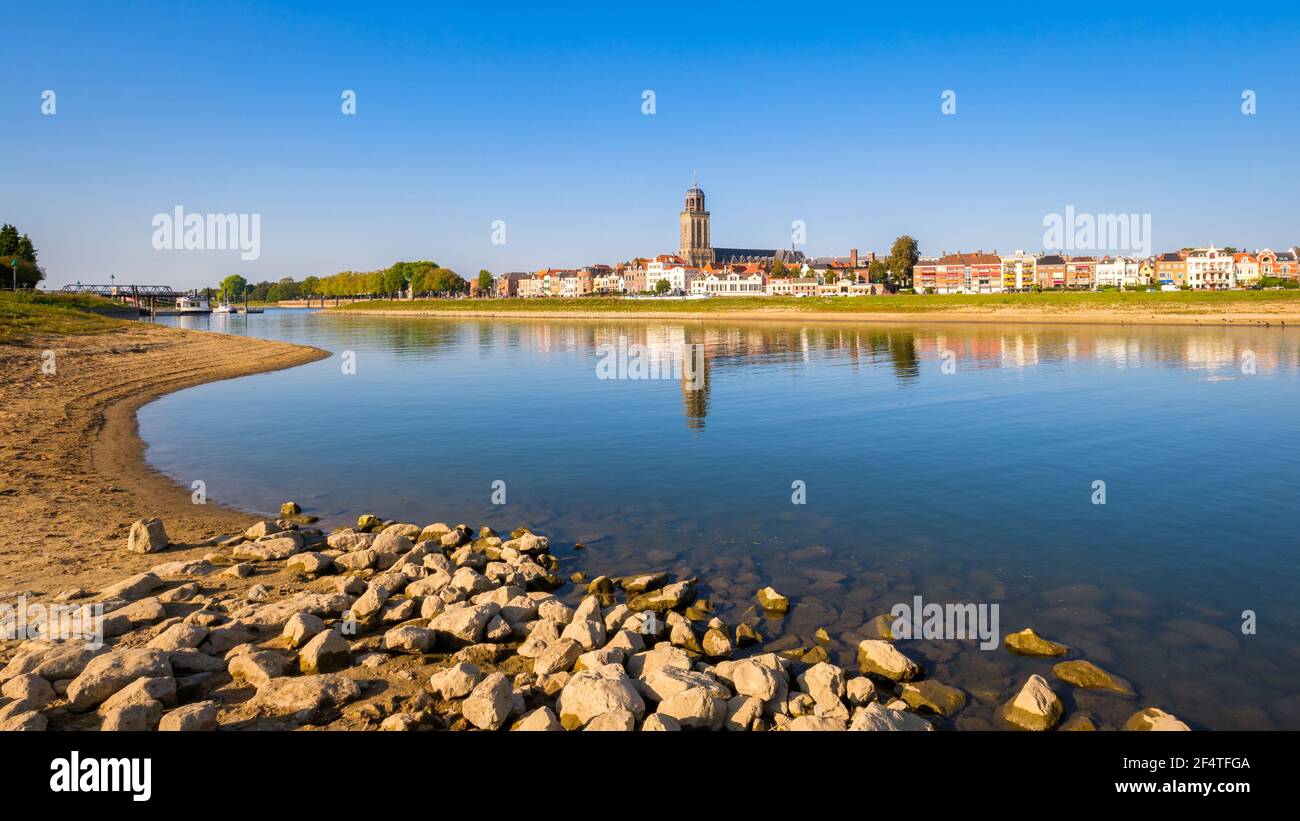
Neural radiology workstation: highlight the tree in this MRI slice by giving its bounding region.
[887,235,920,289]
[428,267,467,295]
[654,278,670,295]
[770,259,787,278]
[0,224,18,257]
[300,275,320,296]
[1,256,42,288]
[477,269,493,295]
[867,259,889,284]
[0,225,38,265]
[15,234,36,264]
[220,274,248,300]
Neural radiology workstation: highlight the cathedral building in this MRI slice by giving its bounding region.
[678,178,714,267]
[677,177,804,268]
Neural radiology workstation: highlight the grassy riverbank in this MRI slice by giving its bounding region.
[0,291,134,342]
[326,290,1300,326]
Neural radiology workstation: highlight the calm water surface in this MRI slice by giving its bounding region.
[142,309,1300,730]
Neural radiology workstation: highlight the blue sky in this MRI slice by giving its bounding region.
[4,1,1299,289]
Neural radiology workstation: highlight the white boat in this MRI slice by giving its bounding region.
[212,302,235,314]
[175,294,211,314]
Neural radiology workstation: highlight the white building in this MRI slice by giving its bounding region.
[1185,246,1236,290]
[1094,256,1143,288]
[690,270,767,296]
[1000,251,1036,291]
[1232,253,1259,286]
[644,257,697,293]
[767,277,819,297]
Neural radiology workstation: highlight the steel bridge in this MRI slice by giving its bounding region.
[59,284,186,298]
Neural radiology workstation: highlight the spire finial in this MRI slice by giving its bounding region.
[692,170,698,188]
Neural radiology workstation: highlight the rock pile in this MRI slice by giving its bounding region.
[0,511,1189,732]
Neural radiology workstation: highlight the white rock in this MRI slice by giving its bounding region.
[282,613,326,648]
[641,666,729,703]
[300,629,352,673]
[127,517,169,554]
[533,638,582,676]
[787,715,847,731]
[429,603,496,647]
[560,618,605,651]
[428,662,482,700]
[249,674,361,719]
[511,706,562,731]
[857,639,922,681]
[461,672,512,730]
[849,702,933,731]
[382,625,434,655]
[556,664,645,729]
[641,713,681,731]
[1,674,55,709]
[724,695,764,731]
[728,659,781,701]
[585,710,637,731]
[66,649,172,711]
[656,686,727,730]
[159,700,219,731]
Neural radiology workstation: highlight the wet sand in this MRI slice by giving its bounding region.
[0,324,327,594]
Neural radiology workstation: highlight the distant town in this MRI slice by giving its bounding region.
[483,183,1299,299]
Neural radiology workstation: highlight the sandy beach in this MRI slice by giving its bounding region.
[0,324,327,594]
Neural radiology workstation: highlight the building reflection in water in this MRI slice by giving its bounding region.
[479,320,1300,427]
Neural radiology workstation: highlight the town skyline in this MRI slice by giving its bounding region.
[8,3,1300,290]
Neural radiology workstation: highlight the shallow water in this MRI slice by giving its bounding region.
[141,308,1300,729]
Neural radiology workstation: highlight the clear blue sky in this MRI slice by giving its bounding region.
[4,1,1298,289]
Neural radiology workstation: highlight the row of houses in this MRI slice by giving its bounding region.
[486,245,1300,299]
[914,246,1300,294]
[493,250,888,298]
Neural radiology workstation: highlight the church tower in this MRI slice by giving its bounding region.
[678,175,714,267]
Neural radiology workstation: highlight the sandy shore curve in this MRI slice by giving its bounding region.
[0,324,328,593]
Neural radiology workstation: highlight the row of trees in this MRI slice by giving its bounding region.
[0,223,43,288]
[212,262,494,301]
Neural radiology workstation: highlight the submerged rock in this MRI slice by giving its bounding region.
[1052,660,1132,696]
[1004,627,1069,657]
[755,586,789,614]
[900,680,966,716]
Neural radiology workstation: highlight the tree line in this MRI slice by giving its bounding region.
[211,262,496,301]
[0,223,42,288]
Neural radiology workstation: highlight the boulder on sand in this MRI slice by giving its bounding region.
[127,517,169,554]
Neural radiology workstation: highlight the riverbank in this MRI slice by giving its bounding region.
[0,323,327,594]
[325,291,1300,327]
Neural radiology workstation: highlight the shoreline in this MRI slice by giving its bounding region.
[0,323,328,594]
[322,306,1299,328]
